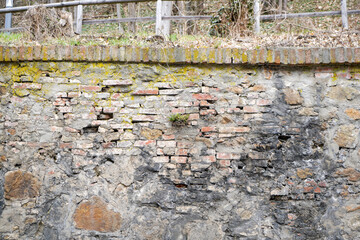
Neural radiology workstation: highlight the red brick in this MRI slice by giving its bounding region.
[200,109,217,115]
[201,126,217,132]
[244,106,259,113]
[13,83,42,90]
[175,148,188,156]
[192,93,217,101]
[80,85,102,92]
[219,160,230,167]
[134,140,156,147]
[60,143,74,148]
[314,187,321,193]
[171,156,187,163]
[200,101,211,107]
[216,153,239,160]
[102,142,116,148]
[188,114,199,120]
[304,186,313,193]
[63,127,78,133]
[132,89,159,95]
[318,181,327,188]
[53,99,66,106]
[257,99,272,106]
[219,127,250,133]
[163,134,175,140]
[72,149,86,156]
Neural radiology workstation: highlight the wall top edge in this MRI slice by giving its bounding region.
[0,46,359,65]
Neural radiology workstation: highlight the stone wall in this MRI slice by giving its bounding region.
[0,47,360,239]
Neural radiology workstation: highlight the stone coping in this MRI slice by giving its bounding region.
[0,46,359,65]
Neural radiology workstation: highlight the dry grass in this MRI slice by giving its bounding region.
[20,6,73,41]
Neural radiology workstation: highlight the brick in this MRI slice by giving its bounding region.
[216,153,239,160]
[77,141,93,149]
[188,114,199,120]
[157,141,176,148]
[103,80,132,86]
[13,83,42,90]
[80,85,102,92]
[243,106,259,113]
[257,99,272,106]
[159,89,183,95]
[132,115,155,122]
[200,109,217,115]
[134,140,156,147]
[171,156,187,163]
[219,127,250,133]
[201,126,217,132]
[192,93,217,101]
[163,134,175,140]
[58,107,73,113]
[175,148,188,156]
[153,156,170,163]
[103,107,118,113]
[132,89,158,95]
[219,160,230,167]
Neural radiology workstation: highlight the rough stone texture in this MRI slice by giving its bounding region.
[4,170,40,200]
[283,88,303,105]
[334,125,359,148]
[0,61,359,239]
[73,196,121,232]
[345,108,360,120]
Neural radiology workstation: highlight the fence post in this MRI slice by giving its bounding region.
[341,0,349,29]
[155,0,163,35]
[5,0,13,31]
[116,4,125,34]
[75,3,83,34]
[254,0,260,34]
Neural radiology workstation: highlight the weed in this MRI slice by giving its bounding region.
[169,114,189,126]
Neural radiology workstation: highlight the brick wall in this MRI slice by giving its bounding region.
[0,47,359,239]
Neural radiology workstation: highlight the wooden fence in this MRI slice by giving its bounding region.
[1,0,359,35]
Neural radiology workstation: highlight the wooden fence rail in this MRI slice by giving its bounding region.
[1,0,359,35]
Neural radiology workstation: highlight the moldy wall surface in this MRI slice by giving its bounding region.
[0,46,360,239]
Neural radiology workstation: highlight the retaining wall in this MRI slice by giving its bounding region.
[0,46,360,239]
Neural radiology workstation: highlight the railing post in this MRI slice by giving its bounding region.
[75,3,83,34]
[341,0,349,29]
[5,0,13,31]
[254,0,261,34]
[116,4,125,34]
[155,0,163,35]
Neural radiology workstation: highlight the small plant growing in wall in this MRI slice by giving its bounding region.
[169,114,189,126]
